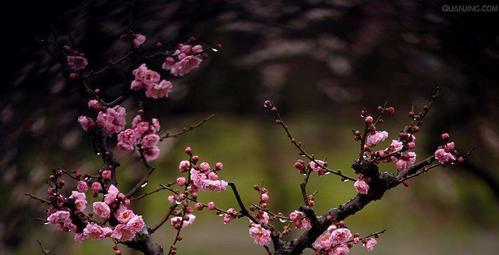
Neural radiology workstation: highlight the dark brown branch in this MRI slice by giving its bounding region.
[228,182,258,223]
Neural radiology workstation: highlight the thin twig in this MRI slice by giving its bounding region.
[36,240,50,255]
[264,101,355,181]
[150,204,178,233]
[26,193,51,204]
[160,114,215,140]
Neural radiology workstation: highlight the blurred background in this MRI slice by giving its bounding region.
[1,0,498,254]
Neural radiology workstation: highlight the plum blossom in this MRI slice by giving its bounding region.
[92,202,110,220]
[390,140,403,152]
[78,116,95,131]
[83,223,107,240]
[117,128,139,152]
[111,224,135,241]
[96,106,126,135]
[330,228,352,244]
[289,211,312,230]
[171,214,196,229]
[127,215,145,233]
[69,191,87,211]
[353,179,369,195]
[434,144,456,164]
[116,206,136,224]
[87,99,101,110]
[332,244,350,255]
[309,160,328,175]
[170,55,202,77]
[77,181,88,193]
[365,237,377,252]
[142,146,160,161]
[248,223,271,246]
[47,210,75,231]
[257,211,270,224]
[366,131,389,147]
[104,184,119,205]
[145,80,173,99]
[133,33,146,48]
[394,152,417,171]
[190,168,228,192]
[67,55,88,71]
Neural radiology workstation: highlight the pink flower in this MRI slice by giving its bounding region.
[260,193,270,202]
[92,202,111,219]
[248,224,271,246]
[134,121,150,137]
[111,224,135,241]
[171,214,196,229]
[200,179,228,192]
[354,179,369,195]
[91,182,102,193]
[289,211,312,230]
[395,152,417,171]
[78,116,95,131]
[170,55,202,77]
[258,212,270,224]
[207,201,216,210]
[127,215,145,233]
[365,237,377,252]
[151,118,160,132]
[83,223,105,240]
[47,210,70,225]
[130,80,144,90]
[117,128,138,152]
[332,244,350,255]
[116,206,135,224]
[104,184,119,205]
[132,64,149,82]
[309,160,327,175]
[390,140,403,152]
[74,233,86,241]
[143,70,161,86]
[77,181,88,193]
[199,162,211,172]
[313,233,333,250]
[142,146,160,161]
[87,99,101,110]
[176,177,186,186]
[434,148,456,164]
[179,160,191,172]
[69,191,87,211]
[330,228,352,244]
[96,106,126,135]
[145,80,173,99]
[67,55,88,71]
[366,131,389,147]
[192,45,203,53]
[140,133,160,148]
[133,33,146,48]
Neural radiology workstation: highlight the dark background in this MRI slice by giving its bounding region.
[1,0,498,254]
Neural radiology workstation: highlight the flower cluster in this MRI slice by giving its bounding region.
[162,43,204,77]
[130,64,173,99]
[313,224,378,254]
[188,161,228,192]
[117,114,161,161]
[434,133,460,165]
[45,170,145,243]
[289,210,312,230]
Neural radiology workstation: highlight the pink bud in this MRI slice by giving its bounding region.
[77,181,88,193]
[207,201,216,210]
[215,162,224,171]
[91,182,102,192]
[199,162,210,172]
[407,142,416,149]
[260,193,270,202]
[176,177,186,186]
[364,116,374,124]
[441,133,450,140]
[195,202,204,210]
